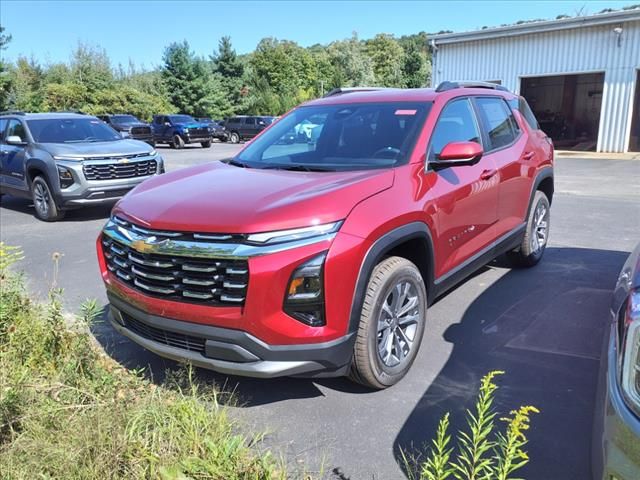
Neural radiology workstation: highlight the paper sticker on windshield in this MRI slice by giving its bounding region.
[395,109,417,115]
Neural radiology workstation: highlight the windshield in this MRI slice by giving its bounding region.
[235,102,431,171]
[169,115,196,124]
[111,115,140,123]
[27,118,122,143]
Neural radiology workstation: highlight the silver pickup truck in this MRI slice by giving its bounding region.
[0,112,164,221]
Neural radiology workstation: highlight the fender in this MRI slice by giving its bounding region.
[26,157,62,201]
[347,222,435,335]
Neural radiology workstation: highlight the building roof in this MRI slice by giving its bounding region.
[430,8,640,45]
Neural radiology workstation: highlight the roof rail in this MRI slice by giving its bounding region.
[435,81,509,93]
[323,87,395,98]
[0,110,26,116]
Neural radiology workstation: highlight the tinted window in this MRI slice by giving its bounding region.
[27,118,121,143]
[245,117,256,125]
[169,115,195,124]
[475,97,518,150]
[228,117,239,124]
[236,102,431,171]
[0,118,8,140]
[509,98,539,131]
[6,119,27,141]
[428,98,481,161]
[111,115,139,123]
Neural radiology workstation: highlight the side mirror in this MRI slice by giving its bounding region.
[164,122,171,127]
[6,135,26,146]
[258,121,266,126]
[432,141,483,168]
[120,131,131,139]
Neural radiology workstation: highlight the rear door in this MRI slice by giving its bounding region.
[473,96,530,238]
[1,119,28,190]
[425,97,500,277]
[243,117,257,138]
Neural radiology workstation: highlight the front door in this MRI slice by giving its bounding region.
[1,119,28,190]
[424,97,499,279]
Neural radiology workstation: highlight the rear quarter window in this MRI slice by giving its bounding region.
[475,97,519,151]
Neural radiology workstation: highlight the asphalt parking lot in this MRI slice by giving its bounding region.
[1,146,639,479]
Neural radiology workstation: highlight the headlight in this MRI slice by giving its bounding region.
[247,221,341,245]
[183,128,189,133]
[620,289,640,416]
[284,253,326,327]
[149,149,157,156]
[57,165,75,188]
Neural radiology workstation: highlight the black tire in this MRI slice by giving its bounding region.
[229,132,240,144]
[31,176,65,222]
[172,134,185,149]
[201,140,212,148]
[349,256,427,389]
[507,190,550,267]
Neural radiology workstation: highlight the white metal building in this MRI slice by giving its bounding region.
[430,10,640,153]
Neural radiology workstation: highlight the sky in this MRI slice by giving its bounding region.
[1,0,636,69]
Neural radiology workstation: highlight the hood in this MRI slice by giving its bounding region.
[172,121,210,128]
[112,121,149,130]
[40,139,154,159]
[114,161,394,233]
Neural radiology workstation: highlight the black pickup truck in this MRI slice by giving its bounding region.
[97,115,154,146]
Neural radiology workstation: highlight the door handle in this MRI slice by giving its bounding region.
[523,151,536,160]
[480,169,497,180]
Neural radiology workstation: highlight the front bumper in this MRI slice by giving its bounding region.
[108,292,354,378]
[184,133,212,143]
[593,324,640,479]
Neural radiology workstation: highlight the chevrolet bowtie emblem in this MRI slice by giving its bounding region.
[131,239,155,254]
[118,158,130,164]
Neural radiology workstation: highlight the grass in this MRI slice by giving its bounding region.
[0,243,284,479]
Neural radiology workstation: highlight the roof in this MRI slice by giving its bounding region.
[0,112,92,119]
[430,9,640,45]
[307,88,439,106]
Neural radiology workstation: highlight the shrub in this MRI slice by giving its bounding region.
[0,243,283,479]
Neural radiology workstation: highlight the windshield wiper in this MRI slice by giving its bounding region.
[261,164,334,172]
[222,158,251,168]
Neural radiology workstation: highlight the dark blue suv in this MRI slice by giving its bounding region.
[150,115,213,149]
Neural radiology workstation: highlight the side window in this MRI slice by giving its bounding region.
[245,117,256,125]
[6,119,27,142]
[509,98,540,131]
[475,97,518,151]
[428,98,481,161]
[0,118,8,141]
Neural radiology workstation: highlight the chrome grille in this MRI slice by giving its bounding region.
[84,159,157,180]
[102,236,249,306]
[121,313,206,353]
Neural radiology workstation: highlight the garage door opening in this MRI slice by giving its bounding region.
[630,71,640,152]
[521,73,604,151]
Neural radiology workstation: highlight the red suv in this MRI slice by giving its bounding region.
[97,82,553,389]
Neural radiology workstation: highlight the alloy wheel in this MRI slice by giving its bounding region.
[34,182,50,217]
[377,280,422,368]
[531,202,549,253]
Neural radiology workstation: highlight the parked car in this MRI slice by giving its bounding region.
[224,115,276,143]
[0,112,163,221]
[592,242,640,479]
[97,114,154,146]
[195,117,229,142]
[150,114,212,149]
[97,82,554,388]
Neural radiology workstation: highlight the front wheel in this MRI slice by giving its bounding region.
[201,140,212,148]
[349,256,427,389]
[507,190,550,267]
[32,176,65,222]
[172,135,185,149]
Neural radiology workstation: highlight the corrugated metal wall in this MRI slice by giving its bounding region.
[432,20,640,152]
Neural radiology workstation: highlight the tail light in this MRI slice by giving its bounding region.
[620,289,640,416]
[284,253,326,327]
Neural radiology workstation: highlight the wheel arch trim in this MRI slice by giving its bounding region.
[346,222,435,335]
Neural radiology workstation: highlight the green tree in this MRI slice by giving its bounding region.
[0,25,13,109]
[7,56,45,111]
[211,36,246,116]
[326,33,375,87]
[162,40,229,117]
[365,33,404,87]
[402,43,428,88]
